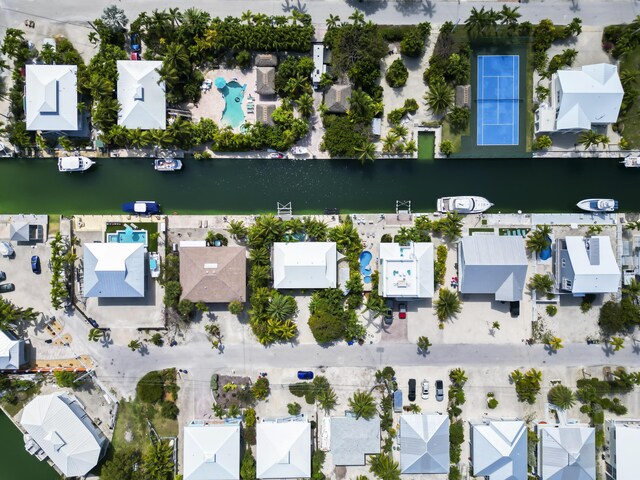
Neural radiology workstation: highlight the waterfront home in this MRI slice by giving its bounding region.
[25,65,78,132]
[256,67,276,96]
[117,60,166,129]
[257,416,311,479]
[256,104,276,126]
[605,419,640,480]
[311,43,329,89]
[458,236,528,301]
[470,419,527,480]
[325,85,351,114]
[6,214,47,243]
[555,236,620,295]
[535,63,623,134]
[378,242,434,299]
[183,421,240,480]
[272,242,338,289]
[179,246,247,303]
[400,413,449,474]
[83,243,145,297]
[0,330,25,370]
[330,414,380,466]
[20,392,108,477]
[537,423,595,480]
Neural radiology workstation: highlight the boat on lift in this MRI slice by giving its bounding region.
[621,155,640,168]
[576,198,618,212]
[58,156,95,172]
[436,196,494,214]
[154,158,183,172]
[122,201,161,215]
[149,252,161,278]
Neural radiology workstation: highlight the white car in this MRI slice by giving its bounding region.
[421,380,429,399]
[0,241,14,257]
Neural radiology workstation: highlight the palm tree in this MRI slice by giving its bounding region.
[611,336,625,351]
[88,328,103,342]
[434,288,462,321]
[328,222,360,253]
[578,130,601,150]
[382,133,400,154]
[143,440,174,479]
[249,264,271,290]
[623,278,640,302]
[417,336,432,353]
[355,142,376,164]
[499,5,520,26]
[250,246,270,266]
[349,10,365,26]
[425,81,454,115]
[326,14,341,29]
[548,385,576,409]
[348,89,372,123]
[450,368,468,387]
[128,339,141,351]
[100,4,128,32]
[296,93,314,119]
[267,293,298,322]
[241,10,254,25]
[598,134,610,148]
[545,335,564,351]
[349,390,377,420]
[466,6,491,34]
[391,125,408,140]
[441,212,463,241]
[227,220,248,240]
[528,273,554,297]
[369,454,401,480]
[620,69,639,90]
[526,225,552,254]
[317,387,338,412]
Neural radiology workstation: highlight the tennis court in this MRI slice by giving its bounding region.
[477,55,520,146]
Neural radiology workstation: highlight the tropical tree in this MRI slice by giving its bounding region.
[425,81,454,115]
[441,212,463,241]
[349,390,377,420]
[317,387,338,412]
[611,336,625,351]
[326,14,341,29]
[544,335,564,351]
[348,10,365,26]
[355,141,376,164]
[347,89,373,123]
[369,454,401,480]
[296,93,314,118]
[528,273,554,298]
[548,385,576,409]
[88,328,104,342]
[498,5,521,26]
[100,5,128,32]
[526,225,552,254]
[623,278,640,303]
[249,264,271,290]
[417,336,432,353]
[0,299,39,330]
[267,293,298,322]
[128,340,142,351]
[434,288,462,321]
[578,130,601,150]
[142,440,174,479]
[382,133,400,154]
[450,368,468,387]
[227,220,248,241]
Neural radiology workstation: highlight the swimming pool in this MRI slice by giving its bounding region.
[220,80,246,129]
[106,226,148,246]
[359,250,373,283]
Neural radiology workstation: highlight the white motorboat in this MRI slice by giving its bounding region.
[622,155,640,168]
[436,196,493,214]
[154,158,183,172]
[290,146,308,155]
[58,156,95,172]
[577,198,618,212]
[149,252,161,278]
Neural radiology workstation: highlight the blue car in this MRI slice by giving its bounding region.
[297,371,314,380]
[31,255,41,274]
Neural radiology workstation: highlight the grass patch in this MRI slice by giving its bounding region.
[441,119,463,154]
[104,222,159,252]
[618,46,640,148]
[469,227,495,234]
[47,215,60,236]
[1,383,41,417]
[111,399,178,452]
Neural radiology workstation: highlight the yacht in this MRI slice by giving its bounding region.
[122,201,161,215]
[436,196,494,214]
[622,155,640,168]
[58,156,95,172]
[576,198,618,212]
[149,252,161,278]
[154,158,183,172]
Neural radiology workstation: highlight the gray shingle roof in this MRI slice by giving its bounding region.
[325,85,351,113]
[256,67,276,95]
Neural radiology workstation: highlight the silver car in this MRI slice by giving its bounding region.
[421,380,429,399]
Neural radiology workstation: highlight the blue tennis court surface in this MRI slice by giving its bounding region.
[477,55,519,146]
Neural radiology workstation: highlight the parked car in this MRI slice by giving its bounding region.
[384,300,394,325]
[87,318,99,329]
[421,379,429,399]
[398,302,407,320]
[130,33,141,52]
[435,380,444,402]
[297,371,314,380]
[31,255,41,274]
[0,272,5,282]
[408,378,416,401]
[0,283,15,293]
[510,301,520,317]
[0,241,14,257]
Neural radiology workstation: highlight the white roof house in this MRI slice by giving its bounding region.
[471,420,527,480]
[312,44,327,86]
[83,243,145,297]
[117,60,166,129]
[20,392,108,477]
[0,330,25,369]
[605,419,640,480]
[538,424,595,480]
[257,418,311,479]
[400,414,449,474]
[184,422,240,480]
[556,236,620,295]
[459,236,528,301]
[25,65,78,131]
[379,243,434,298]
[330,414,380,466]
[272,242,337,289]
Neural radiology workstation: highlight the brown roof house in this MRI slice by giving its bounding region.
[256,67,276,96]
[255,54,278,67]
[180,247,247,303]
[256,104,276,126]
[325,85,352,113]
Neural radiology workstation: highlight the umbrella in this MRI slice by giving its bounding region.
[214,77,227,89]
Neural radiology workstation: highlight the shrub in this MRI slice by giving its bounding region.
[546,305,557,316]
[487,398,499,409]
[434,244,448,287]
[210,374,219,392]
[309,310,345,344]
[534,135,552,150]
[160,400,179,419]
[252,377,270,400]
[448,106,469,132]
[236,50,251,69]
[136,371,164,403]
[440,140,453,156]
[229,300,244,315]
[400,25,429,57]
[385,59,408,88]
[287,402,302,415]
[403,98,419,113]
[163,281,182,308]
[54,371,77,388]
[150,333,164,346]
[177,299,195,320]
[241,447,256,479]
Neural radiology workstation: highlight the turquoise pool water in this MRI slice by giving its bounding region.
[220,80,246,129]
[107,226,148,245]
[359,250,372,284]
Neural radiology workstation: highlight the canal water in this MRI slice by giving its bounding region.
[0,411,58,479]
[0,156,638,214]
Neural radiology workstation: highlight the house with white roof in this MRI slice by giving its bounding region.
[330,414,380,466]
[555,236,620,295]
[25,65,78,131]
[257,417,311,479]
[470,419,527,480]
[183,421,240,480]
[538,424,595,480]
[400,414,449,474]
[312,43,328,88]
[83,243,145,297]
[605,419,640,480]
[117,60,166,129]
[379,243,434,299]
[0,330,25,370]
[535,63,623,133]
[272,242,337,289]
[458,236,528,301]
[20,392,108,477]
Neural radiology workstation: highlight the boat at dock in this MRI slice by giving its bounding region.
[154,158,182,172]
[290,146,308,155]
[122,201,160,215]
[576,198,618,212]
[436,196,493,214]
[57,156,95,172]
[149,252,161,278]
[622,155,640,168]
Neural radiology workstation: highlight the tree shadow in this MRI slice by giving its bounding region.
[344,0,389,15]
[544,345,559,355]
[100,332,114,348]
[416,347,430,356]
[281,0,308,14]
[569,0,580,12]
[632,342,640,355]
[601,343,615,357]
[139,343,150,356]
[393,0,435,18]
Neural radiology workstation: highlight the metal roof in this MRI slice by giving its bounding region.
[117,60,166,129]
[539,425,595,480]
[400,414,449,474]
[184,423,240,480]
[180,247,247,303]
[471,420,527,480]
[564,236,620,293]
[0,330,24,369]
[257,419,311,479]
[330,415,380,466]
[83,243,145,297]
[379,243,434,298]
[25,65,78,131]
[272,242,337,289]
[460,236,528,301]
[610,422,640,480]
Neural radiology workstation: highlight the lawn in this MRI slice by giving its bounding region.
[0,382,42,417]
[111,399,178,453]
[104,222,159,252]
[47,215,60,236]
[618,46,640,148]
